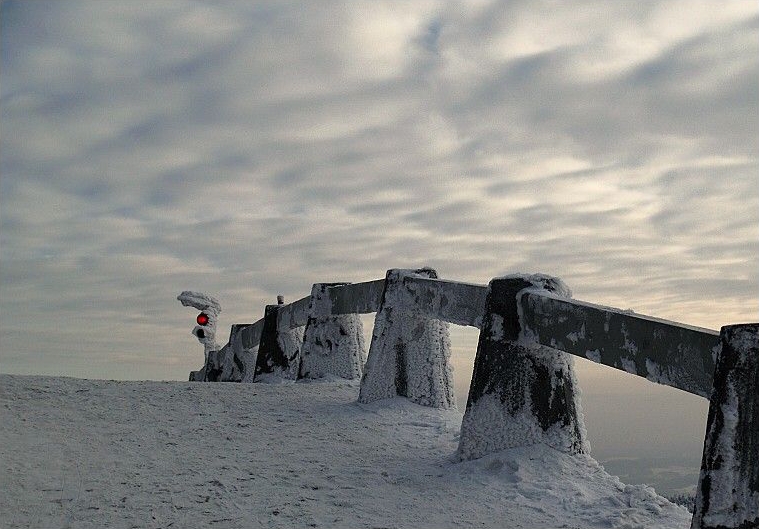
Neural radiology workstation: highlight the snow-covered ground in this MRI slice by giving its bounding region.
[0,374,692,528]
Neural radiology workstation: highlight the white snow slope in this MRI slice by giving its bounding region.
[0,374,691,529]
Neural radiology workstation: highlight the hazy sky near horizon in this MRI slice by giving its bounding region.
[1,0,758,384]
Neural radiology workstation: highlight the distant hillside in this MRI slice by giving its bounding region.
[0,375,691,528]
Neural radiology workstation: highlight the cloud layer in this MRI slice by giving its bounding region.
[1,0,757,380]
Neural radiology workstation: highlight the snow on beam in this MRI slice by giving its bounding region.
[457,275,589,461]
[392,276,488,327]
[519,291,719,397]
[299,283,367,380]
[359,268,456,409]
[692,323,759,529]
[326,279,386,315]
[254,304,304,380]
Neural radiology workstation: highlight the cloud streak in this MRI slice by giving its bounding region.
[1,0,757,380]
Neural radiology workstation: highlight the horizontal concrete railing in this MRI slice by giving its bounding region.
[326,279,386,315]
[518,290,720,398]
[268,277,718,396]
[236,275,722,397]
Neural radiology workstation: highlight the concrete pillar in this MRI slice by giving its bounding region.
[229,324,258,383]
[358,268,455,409]
[457,274,589,460]
[254,304,304,380]
[692,323,759,529]
[299,283,366,380]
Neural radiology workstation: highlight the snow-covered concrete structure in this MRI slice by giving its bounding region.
[176,270,758,528]
[691,323,759,529]
[178,292,259,382]
[299,283,366,380]
[457,275,589,460]
[359,268,456,409]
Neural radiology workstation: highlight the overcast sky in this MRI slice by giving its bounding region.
[1,0,757,383]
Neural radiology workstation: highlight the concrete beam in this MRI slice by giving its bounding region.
[519,291,719,397]
[236,320,264,353]
[394,276,487,327]
[326,279,386,315]
[276,295,311,332]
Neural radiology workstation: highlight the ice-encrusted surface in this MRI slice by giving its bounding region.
[273,325,305,380]
[0,374,692,528]
[300,314,366,380]
[177,291,222,363]
[518,290,718,397]
[459,273,588,460]
[359,268,456,409]
[692,324,759,529]
[458,344,590,460]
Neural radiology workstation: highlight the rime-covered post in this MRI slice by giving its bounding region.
[692,323,759,529]
[254,298,304,380]
[177,291,222,381]
[457,275,589,460]
[299,283,366,380]
[358,268,455,409]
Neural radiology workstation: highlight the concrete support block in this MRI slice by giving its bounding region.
[229,324,258,383]
[692,323,759,529]
[457,274,589,460]
[299,283,366,380]
[358,268,455,409]
[255,304,304,380]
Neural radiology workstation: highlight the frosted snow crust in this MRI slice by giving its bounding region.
[1,374,692,529]
[359,268,456,409]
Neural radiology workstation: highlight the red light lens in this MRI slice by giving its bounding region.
[196,313,210,326]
